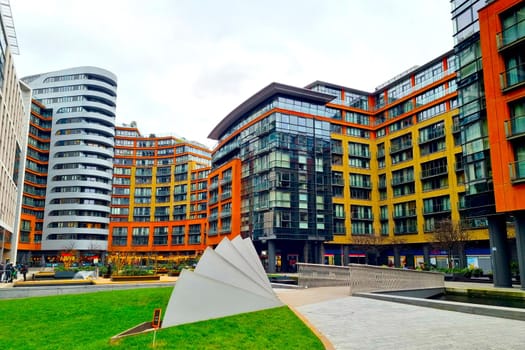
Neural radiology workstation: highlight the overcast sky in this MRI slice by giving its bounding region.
[11,0,453,148]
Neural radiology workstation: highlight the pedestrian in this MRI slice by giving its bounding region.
[21,264,28,281]
[6,263,13,283]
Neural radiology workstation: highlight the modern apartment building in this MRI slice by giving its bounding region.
[108,125,211,260]
[451,0,525,287]
[206,50,493,273]
[478,0,525,286]
[22,67,117,256]
[16,100,52,265]
[0,0,31,265]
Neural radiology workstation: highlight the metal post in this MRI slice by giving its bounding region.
[267,240,276,273]
[514,212,525,290]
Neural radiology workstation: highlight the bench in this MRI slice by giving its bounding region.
[14,279,93,287]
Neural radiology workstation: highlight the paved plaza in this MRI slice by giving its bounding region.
[276,286,525,350]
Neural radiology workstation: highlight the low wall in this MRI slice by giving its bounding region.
[297,263,444,295]
[297,263,350,288]
[348,264,444,295]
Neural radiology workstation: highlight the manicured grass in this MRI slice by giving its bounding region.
[0,287,323,349]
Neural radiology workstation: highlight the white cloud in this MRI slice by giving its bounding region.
[11,0,453,148]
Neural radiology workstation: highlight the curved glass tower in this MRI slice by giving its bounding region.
[24,67,117,252]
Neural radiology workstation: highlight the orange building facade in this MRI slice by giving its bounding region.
[479,0,525,212]
[107,126,213,260]
[16,100,52,265]
[206,159,242,247]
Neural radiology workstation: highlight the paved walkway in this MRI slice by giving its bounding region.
[275,285,525,350]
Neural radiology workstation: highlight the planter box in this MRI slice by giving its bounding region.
[54,271,77,279]
[111,275,160,282]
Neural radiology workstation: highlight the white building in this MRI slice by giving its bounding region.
[0,0,31,265]
[23,67,117,253]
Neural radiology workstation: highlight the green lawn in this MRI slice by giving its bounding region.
[0,287,324,350]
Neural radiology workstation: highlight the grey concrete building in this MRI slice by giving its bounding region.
[23,67,117,254]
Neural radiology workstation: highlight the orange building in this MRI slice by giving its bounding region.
[17,100,52,265]
[108,126,212,260]
[206,159,242,247]
[478,0,525,286]
[479,0,525,212]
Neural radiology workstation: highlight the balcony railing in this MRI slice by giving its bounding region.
[331,146,343,154]
[509,160,525,184]
[390,141,412,154]
[423,204,451,215]
[332,177,345,186]
[500,63,525,91]
[497,18,525,50]
[220,177,232,185]
[351,213,374,221]
[504,115,525,140]
[393,225,418,234]
[393,209,417,218]
[420,166,448,179]
[418,129,445,144]
[348,150,370,159]
[391,175,414,186]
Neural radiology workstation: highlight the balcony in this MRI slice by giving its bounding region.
[497,18,525,51]
[418,129,445,144]
[391,175,414,186]
[350,182,371,189]
[220,177,232,185]
[500,63,525,92]
[509,160,525,184]
[331,146,343,154]
[351,213,373,221]
[394,225,418,235]
[420,166,448,179]
[505,115,525,140]
[423,204,451,215]
[390,141,412,154]
[220,208,232,217]
[332,177,344,186]
[393,209,417,218]
[348,150,370,159]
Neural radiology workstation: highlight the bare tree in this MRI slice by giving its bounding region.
[352,234,386,265]
[432,218,469,269]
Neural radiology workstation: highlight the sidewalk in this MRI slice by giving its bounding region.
[275,284,525,350]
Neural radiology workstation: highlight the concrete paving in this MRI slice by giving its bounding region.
[275,285,525,350]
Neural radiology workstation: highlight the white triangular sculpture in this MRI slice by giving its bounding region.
[162,236,283,328]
